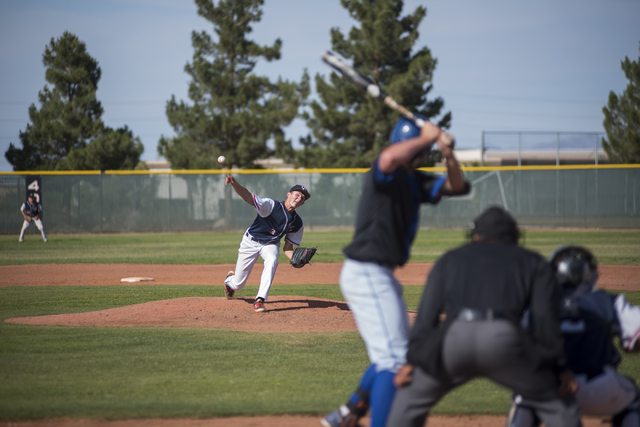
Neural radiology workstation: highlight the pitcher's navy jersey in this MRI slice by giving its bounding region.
[21,201,42,218]
[246,194,303,246]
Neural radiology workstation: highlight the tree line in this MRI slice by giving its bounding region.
[5,0,640,171]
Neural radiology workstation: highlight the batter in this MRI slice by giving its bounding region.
[322,116,469,427]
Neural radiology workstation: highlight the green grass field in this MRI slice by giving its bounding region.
[1,229,639,420]
[2,228,639,265]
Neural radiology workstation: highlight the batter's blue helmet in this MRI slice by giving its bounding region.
[389,115,426,144]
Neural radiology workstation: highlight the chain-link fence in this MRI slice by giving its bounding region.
[481,131,607,166]
[1,167,639,235]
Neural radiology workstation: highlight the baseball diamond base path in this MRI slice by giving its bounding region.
[2,262,639,290]
[0,415,607,427]
[2,262,636,427]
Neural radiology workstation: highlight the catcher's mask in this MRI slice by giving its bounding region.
[469,206,520,244]
[389,115,431,159]
[549,245,598,290]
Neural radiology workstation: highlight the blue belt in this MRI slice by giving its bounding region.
[246,232,271,245]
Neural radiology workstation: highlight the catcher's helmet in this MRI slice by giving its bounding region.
[549,246,598,288]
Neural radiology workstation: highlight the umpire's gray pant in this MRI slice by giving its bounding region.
[386,319,582,427]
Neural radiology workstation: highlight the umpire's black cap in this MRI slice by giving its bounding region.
[290,184,311,200]
[470,206,519,243]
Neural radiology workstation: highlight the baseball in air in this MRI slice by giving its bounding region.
[218,155,226,164]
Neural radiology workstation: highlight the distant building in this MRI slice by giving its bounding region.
[144,160,172,172]
[452,149,609,167]
[252,157,295,170]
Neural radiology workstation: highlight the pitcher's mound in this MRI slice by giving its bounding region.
[4,296,411,333]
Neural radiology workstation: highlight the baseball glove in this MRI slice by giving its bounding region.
[290,246,317,268]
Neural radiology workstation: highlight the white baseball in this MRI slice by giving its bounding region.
[217,155,226,164]
[367,84,380,98]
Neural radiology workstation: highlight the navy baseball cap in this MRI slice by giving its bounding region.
[470,206,519,243]
[290,184,310,200]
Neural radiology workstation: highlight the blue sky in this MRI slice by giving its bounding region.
[1,0,639,171]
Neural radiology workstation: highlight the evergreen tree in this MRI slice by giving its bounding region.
[5,31,143,171]
[298,0,449,168]
[158,0,309,169]
[64,126,144,171]
[602,43,640,164]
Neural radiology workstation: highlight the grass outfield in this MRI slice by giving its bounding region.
[2,285,639,420]
[2,228,639,265]
[1,229,639,420]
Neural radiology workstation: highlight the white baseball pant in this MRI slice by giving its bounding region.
[19,218,47,242]
[339,258,410,373]
[224,232,280,301]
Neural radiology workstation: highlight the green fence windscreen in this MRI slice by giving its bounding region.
[1,168,639,235]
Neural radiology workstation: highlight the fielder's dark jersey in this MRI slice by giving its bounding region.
[21,201,42,218]
[407,242,566,377]
[560,289,640,378]
[246,194,303,246]
[343,158,469,267]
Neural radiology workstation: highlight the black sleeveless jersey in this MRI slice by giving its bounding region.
[343,159,448,267]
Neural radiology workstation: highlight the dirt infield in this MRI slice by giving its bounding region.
[3,262,635,426]
[3,262,639,290]
[0,414,607,427]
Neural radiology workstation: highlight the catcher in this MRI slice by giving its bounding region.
[223,174,315,312]
[507,246,640,427]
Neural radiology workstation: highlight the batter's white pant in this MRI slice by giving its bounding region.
[339,258,410,373]
[224,232,280,301]
[19,218,47,242]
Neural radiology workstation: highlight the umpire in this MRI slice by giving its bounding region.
[386,206,582,427]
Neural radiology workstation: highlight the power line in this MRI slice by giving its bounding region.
[0,100,167,106]
[436,91,606,105]
[0,117,167,123]
[0,133,169,140]
[0,92,608,106]
[452,108,602,120]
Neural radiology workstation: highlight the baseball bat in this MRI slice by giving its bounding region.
[321,50,426,128]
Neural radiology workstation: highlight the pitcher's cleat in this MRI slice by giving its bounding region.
[224,271,235,299]
[254,297,266,312]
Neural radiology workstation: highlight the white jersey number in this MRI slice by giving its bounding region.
[27,180,41,202]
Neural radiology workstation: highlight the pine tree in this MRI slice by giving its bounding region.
[5,31,143,171]
[602,43,640,164]
[158,0,309,169]
[298,0,449,168]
